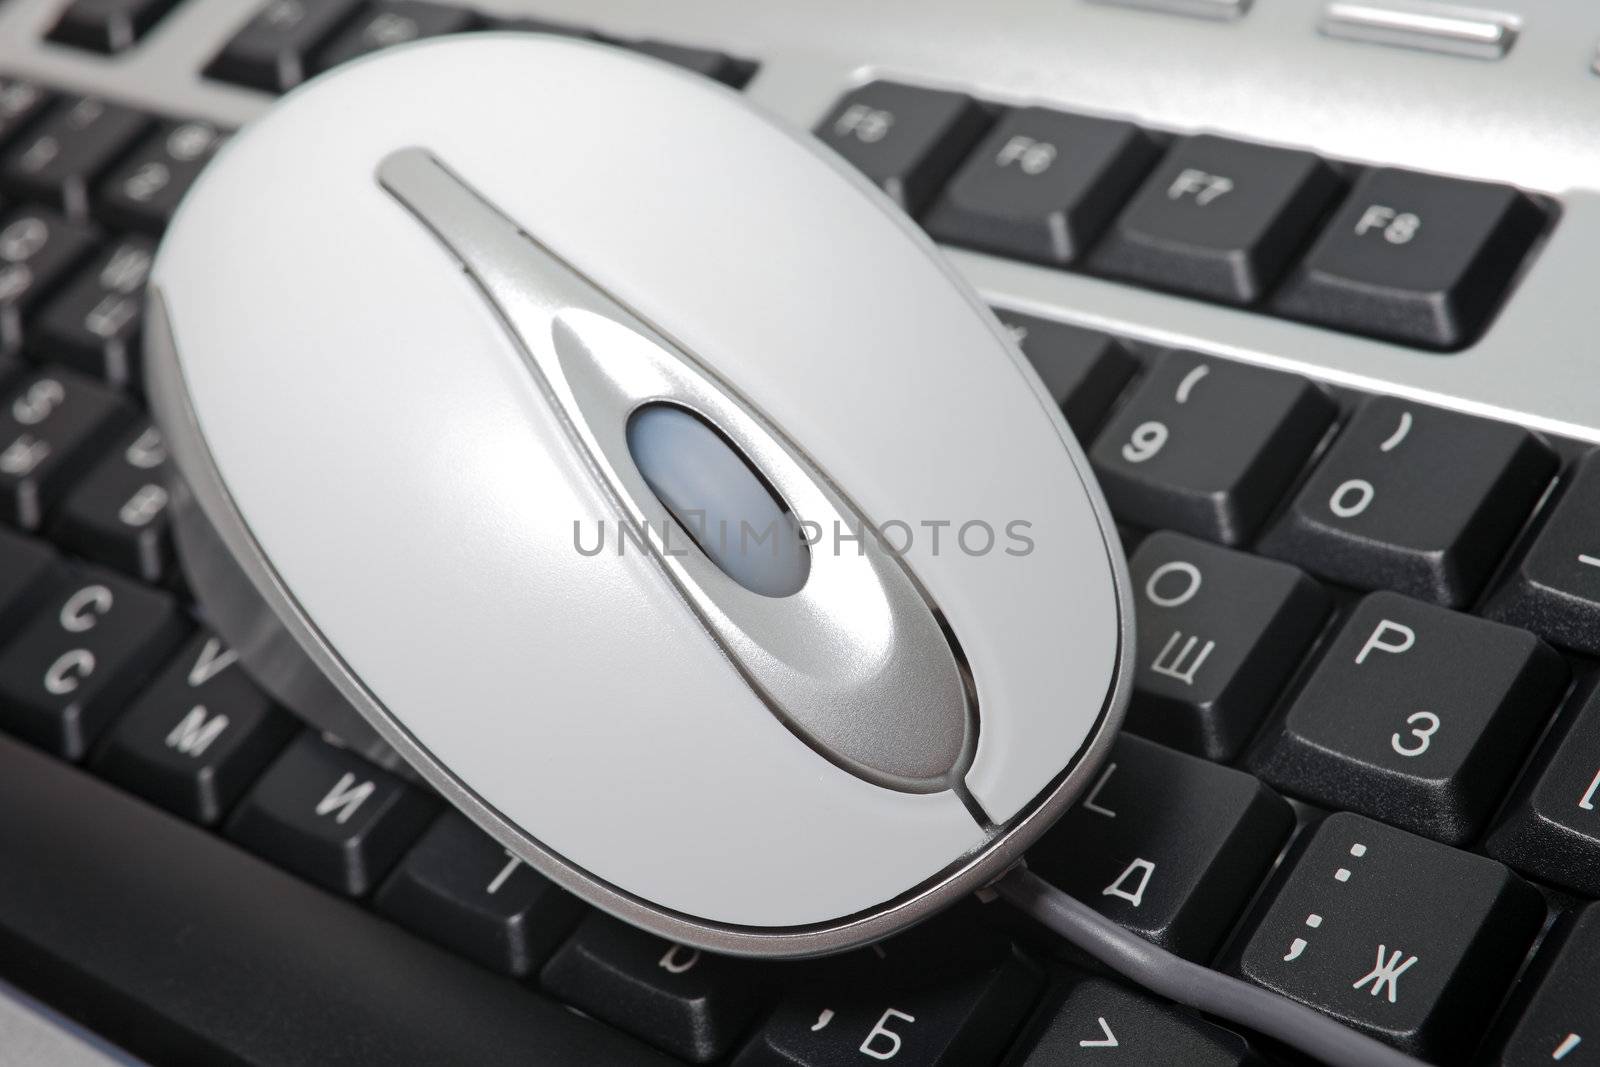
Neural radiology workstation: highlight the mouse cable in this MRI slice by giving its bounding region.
[992,866,1427,1067]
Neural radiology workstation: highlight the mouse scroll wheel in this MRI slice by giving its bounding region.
[626,403,810,598]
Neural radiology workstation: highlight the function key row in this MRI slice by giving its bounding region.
[817,80,1550,350]
[199,0,757,94]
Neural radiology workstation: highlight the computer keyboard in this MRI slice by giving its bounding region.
[0,0,1598,1064]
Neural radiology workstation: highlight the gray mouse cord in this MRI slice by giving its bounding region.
[992,866,1427,1067]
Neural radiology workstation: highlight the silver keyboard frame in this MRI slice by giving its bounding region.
[0,0,1596,445]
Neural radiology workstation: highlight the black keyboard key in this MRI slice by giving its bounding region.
[544,912,769,1063]
[0,208,99,351]
[1487,686,1600,897]
[0,79,54,148]
[1011,975,1254,1066]
[1261,395,1555,607]
[925,108,1158,266]
[1127,532,1328,760]
[376,809,584,976]
[227,731,435,896]
[1487,450,1600,656]
[0,733,674,1066]
[0,527,60,630]
[0,97,150,219]
[1032,733,1292,961]
[314,1,482,72]
[993,310,1137,437]
[53,420,172,581]
[490,16,599,38]
[732,925,1040,1067]
[97,120,225,233]
[1275,168,1544,350]
[814,82,991,214]
[1089,351,1335,543]
[1090,135,1342,305]
[1498,904,1600,1067]
[46,0,177,53]
[1253,591,1565,845]
[0,567,184,758]
[0,367,131,529]
[32,236,153,386]
[207,0,363,92]
[1236,812,1541,1061]
[93,630,295,824]
[631,40,756,87]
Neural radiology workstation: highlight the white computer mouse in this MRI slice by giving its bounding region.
[145,34,1131,957]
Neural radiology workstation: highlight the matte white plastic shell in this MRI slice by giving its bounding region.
[148,35,1128,948]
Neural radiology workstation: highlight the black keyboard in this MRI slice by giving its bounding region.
[2,3,1599,1066]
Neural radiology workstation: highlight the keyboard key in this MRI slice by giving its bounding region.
[1275,168,1545,349]
[630,40,757,87]
[490,16,599,38]
[1090,135,1342,305]
[1253,592,1565,844]
[206,0,364,92]
[1487,686,1600,897]
[93,630,295,824]
[544,912,769,1063]
[1498,904,1600,1067]
[53,421,172,581]
[314,1,482,72]
[0,368,132,529]
[732,923,1041,1067]
[1031,733,1293,960]
[0,733,674,1066]
[1089,351,1335,543]
[0,208,100,351]
[1011,975,1254,1066]
[97,120,225,234]
[814,82,991,214]
[1487,450,1600,656]
[46,0,177,53]
[0,80,55,148]
[924,107,1159,265]
[375,809,584,976]
[0,567,185,759]
[32,236,153,387]
[1261,395,1555,607]
[1236,812,1542,1061]
[993,310,1137,436]
[0,527,61,631]
[0,97,150,219]
[227,731,435,896]
[1127,532,1329,760]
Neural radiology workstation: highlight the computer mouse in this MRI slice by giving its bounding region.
[145,33,1131,957]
